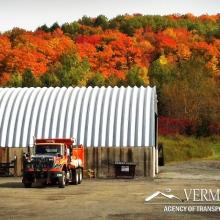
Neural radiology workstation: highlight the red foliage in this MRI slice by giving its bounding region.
[209,124,220,135]
[156,33,177,50]
[193,42,219,57]
[158,116,194,136]
[159,116,220,136]
[174,28,190,42]
[75,35,102,45]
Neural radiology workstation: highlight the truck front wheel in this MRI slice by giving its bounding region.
[59,171,66,188]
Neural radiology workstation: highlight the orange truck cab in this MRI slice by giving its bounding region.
[22,138,84,188]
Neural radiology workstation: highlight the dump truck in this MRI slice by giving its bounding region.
[22,138,84,188]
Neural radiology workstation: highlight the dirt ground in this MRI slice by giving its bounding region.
[0,160,220,220]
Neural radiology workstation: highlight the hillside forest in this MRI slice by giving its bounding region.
[1,14,220,136]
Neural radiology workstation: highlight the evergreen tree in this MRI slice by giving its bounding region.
[22,69,37,87]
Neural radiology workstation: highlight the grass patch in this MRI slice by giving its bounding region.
[159,135,215,163]
[205,136,220,160]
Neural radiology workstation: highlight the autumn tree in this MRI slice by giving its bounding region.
[7,72,22,87]
[0,35,11,75]
[126,66,148,86]
[149,55,175,90]
[87,72,105,87]
[22,69,38,87]
[1,13,220,135]
[47,52,92,87]
[161,56,220,136]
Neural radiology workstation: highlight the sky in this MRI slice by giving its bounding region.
[0,0,220,32]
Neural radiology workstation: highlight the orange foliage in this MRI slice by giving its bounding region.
[1,18,220,84]
[0,28,74,82]
[76,30,144,78]
[199,14,217,22]
[134,29,155,64]
[6,47,48,76]
[193,42,219,57]
[0,36,11,64]
[177,43,191,60]
[0,72,10,85]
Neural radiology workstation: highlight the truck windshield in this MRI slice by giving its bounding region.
[35,145,61,155]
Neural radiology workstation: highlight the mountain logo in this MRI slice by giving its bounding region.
[145,188,183,202]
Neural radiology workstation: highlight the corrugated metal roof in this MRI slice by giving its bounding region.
[0,86,157,147]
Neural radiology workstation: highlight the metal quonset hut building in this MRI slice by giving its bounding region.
[0,86,158,177]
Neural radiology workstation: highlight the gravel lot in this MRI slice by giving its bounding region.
[0,160,220,220]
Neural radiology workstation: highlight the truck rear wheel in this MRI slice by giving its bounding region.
[78,168,83,184]
[59,171,66,188]
[71,169,78,185]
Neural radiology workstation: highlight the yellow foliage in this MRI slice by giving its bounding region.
[159,55,168,65]
[139,40,155,54]
[163,28,176,39]
[206,56,219,74]
[177,44,191,60]
[139,67,149,85]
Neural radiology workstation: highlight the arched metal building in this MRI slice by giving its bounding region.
[0,86,158,177]
[0,86,157,148]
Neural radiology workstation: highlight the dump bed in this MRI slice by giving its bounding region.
[35,138,75,147]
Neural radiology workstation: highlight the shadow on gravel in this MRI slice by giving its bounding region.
[0,182,24,188]
[0,181,72,188]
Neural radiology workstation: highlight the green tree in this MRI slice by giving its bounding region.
[61,22,80,37]
[87,72,105,87]
[53,52,91,87]
[37,24,50,32]
[7,72,22,87]
[126,66,148,87]
[94,15,109,30]
[109,15,126,29]
[104,73,124,87]
[149,56,175,90]
[79,16,94,26]
[40,72,60,87]
[50,22,60,32]
[120,18,143,36]
[22,69,38,87]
